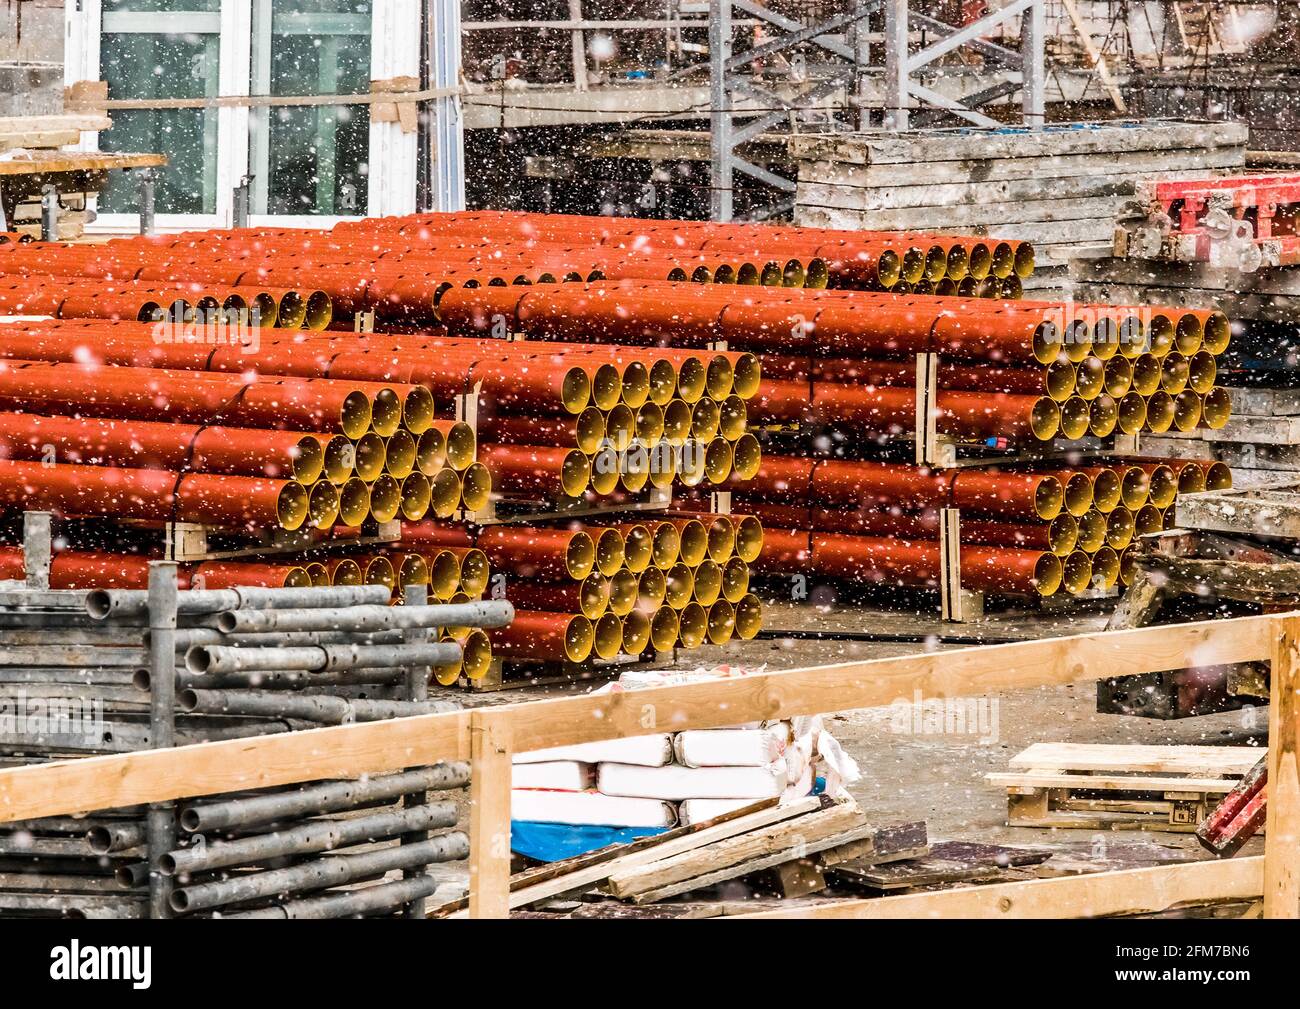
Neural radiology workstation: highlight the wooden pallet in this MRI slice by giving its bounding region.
[989,742,1263,833]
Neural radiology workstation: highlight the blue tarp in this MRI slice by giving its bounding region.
[511,820,670,862]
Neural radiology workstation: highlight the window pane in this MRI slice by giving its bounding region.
[99,21,220,215]
[264,0,372,216]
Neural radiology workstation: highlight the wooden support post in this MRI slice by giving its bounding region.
[568,0,589,91]
[468,709,513,919]
[914,351,939,466]
[22,511,52,590]
[1265,613,1300,918]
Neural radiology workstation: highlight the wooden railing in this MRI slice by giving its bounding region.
[0,613,1294,919]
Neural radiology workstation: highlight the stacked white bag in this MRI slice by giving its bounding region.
[510,665,860,829]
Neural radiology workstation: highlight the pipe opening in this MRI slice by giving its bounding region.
[666,563,695,609]
[620,361,650,409]
[704,438,733,484]
[1059,397,1091,440]
[306,562,330,587]
[277,291,307,329]
[563,616,596,663]
[1090,468,1121,513]
[1146,315,1174,357]
[560,449,593,498]
[621,523,653,574]
[1161,352,1190,394]
[1189,351,1217,395]
[304,291,332,330]
[651,522,681,568]
[560,367,591,414]
[944,244,969,281]
[1117,391,1147,434]
[353,433,386,482]
[678,602,708,648]
[339,391,372,439]
[1145,391,1174,433]
[693,559,723,606]
[590,364,622,411]
[706,600,736,644]
[292,436,326,484]
[713,264,737,285]
[429,468,463,518]
[676,357,707,403]
[1202,312,1230,355]
[459,629,493,682]
[340,481,371,527]
[1013,242,1035,278]
[396,553,429,587]
[1074,357,1104,400]
[605,404,635,450]
[1145,465,1176,509]
[635,402,666,444]
[651,606,680,651]
[1116,466,1148,510]
[589,447,621,496]
[368,476,402,523]
[1077,510,1108,552]
[1090,317,1119,361]
[990,241,1014,279]
[635,566,666,611]
[458,462,492,512]
[457,548,490,596]
[363,555,396,589]
[1091,546,1120,590]
[734,514,763,563]
[1173,390,1202,431]
[648,359,678,405]
[663,399,693,445]
[1029,398,1061,441]
[429,550,460,600]
[307,481,340,529]
[722,556,751,602]
[781,258,806,288]
[593,528,626,577]
[402,387,435,434]
[399,473,432,520]
[1202,388,1231,430]
[593,613,624,660]
[1135,504,1164,537]
[622,611,651,655]
[329,558,363,585]
[370,389,403,437]
[1103,357,1132,397]
[250,292,278,327]
[566,532,597,580]
[901,248,925,284]
[706,355,734,399]
[1061,551,1092,595]
[275,482,310,531]
[1047,514,1079,555]
[1176,463,1206,496]
[416,427,447,474]
[1175,313,1204,355]
[1033,553,1063,597]
[731,433,761,480]
[1106,508,1135,549]
[383,430,417,479]
[736,262,761,286]
[691,398,721,440]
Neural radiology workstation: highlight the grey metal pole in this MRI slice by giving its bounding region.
[146,560,178,919]
[851,0,873,131]
[232,175,252,228]
[1021,1,1046,127]
[883,0,909,130]
[402,583,433,918]
[137,169,157,236]
[40,185,58,242]
[709,0,734,222]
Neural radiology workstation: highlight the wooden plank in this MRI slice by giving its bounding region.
[1178,487,1300,538]
[988,771,1241,793]
[0,115,112,133]
[795,195,1123,230]
[607,802,866,898]
[787,122,1247,166]
[0,615,1276,824]
[1264,614,1300,918]
[733,856,1265,919]
[1202,416,1300,446]
[1008,743,1262,776]
[0,152,166,178]
[468,710,512,919]
[626,817,886,904]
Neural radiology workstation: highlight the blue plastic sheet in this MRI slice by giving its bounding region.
[511,820,669,862]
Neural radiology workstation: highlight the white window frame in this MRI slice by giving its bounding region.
[66,0,420,232]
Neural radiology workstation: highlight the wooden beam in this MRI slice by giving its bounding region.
[468,710,513,919]
[1265,615,1300,918]
[0,614,1278,824]
[732,856,1265,919]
